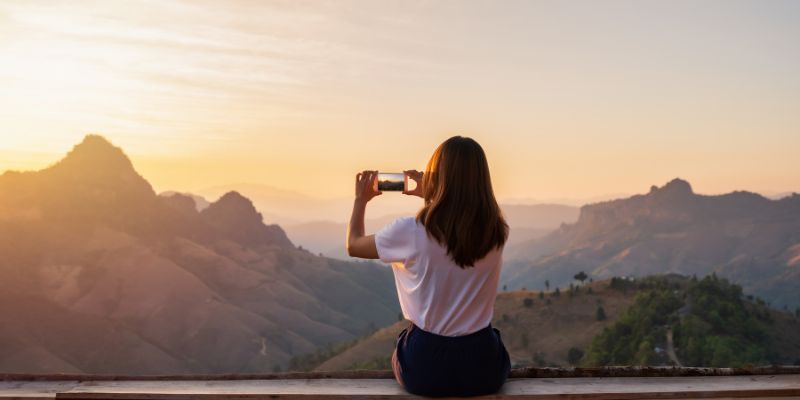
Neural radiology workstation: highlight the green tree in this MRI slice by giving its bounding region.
[596,305,607,321]
[574,271,588,285]
[584,287,681,366]
[545,280,550,291]
[554,287,560,297]
[523,297,534,307]
[567,347,584,365]
[634,339,654,365]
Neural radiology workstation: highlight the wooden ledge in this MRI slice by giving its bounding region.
[3,366,799,381]
[1,374,799,400]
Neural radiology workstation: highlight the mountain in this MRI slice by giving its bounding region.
[311,276,800,371]
[284,204,579,259]
[0,135,399,374]
[500,204,580,246]
[501,178,800,309]
[200,191,293,248]
[159,191,211,211]
[285,214,405,258]
[197,183,424,226]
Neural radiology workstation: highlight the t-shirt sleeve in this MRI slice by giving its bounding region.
[374,217,416,264]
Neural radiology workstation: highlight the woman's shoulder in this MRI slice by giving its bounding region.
[389,216,420,230]
[378,216,419,236]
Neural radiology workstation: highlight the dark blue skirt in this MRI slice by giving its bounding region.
[391,322,511,397]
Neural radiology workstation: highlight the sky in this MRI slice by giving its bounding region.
[1,0,798,203]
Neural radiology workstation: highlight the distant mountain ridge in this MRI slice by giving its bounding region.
[502,178,800,309]
[0,135,399,374]
[284,204,579,259]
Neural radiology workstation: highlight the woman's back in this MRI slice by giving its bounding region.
[376,216,503,336]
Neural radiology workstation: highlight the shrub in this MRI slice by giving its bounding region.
[567,347,584,365]
[596,306,607,321]
[523,297,534,307]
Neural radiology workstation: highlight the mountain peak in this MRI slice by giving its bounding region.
[664,178,693,193]
[649,178,693,198]
[77,134,116,148]
[201,191,293,248]
[57,135,135,172]
[41,134,155,203]
[210,191,261,221]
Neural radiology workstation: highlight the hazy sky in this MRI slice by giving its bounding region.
[1,0,798,202]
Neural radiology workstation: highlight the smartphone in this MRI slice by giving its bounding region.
[374,172,406,192]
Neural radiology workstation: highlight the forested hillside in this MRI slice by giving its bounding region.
[311,275,800,371]
[584,275,800,367]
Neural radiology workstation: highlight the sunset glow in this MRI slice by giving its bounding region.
[1,1,798,202]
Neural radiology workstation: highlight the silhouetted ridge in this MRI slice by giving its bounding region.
[201,191,293,248]
[656,178,693,196]
[0,135,157,231]
[504,178,800,309]
[54,135,137,173]
[161,192,200,215]
[42,134,155,198]
[205,192,260,221]
[159,191,210,211]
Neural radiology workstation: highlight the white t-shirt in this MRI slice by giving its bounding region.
[375,216,504,337]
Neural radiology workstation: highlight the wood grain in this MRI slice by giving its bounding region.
[1,374,798,400]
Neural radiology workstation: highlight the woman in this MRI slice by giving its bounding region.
[346,136,511,397]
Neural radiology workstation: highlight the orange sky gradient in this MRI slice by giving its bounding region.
[1,1,798,203]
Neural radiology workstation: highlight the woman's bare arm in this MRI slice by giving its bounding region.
[346,170,381,259]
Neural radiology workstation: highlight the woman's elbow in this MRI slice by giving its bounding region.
[346,235,379,259]
[346,239,363,258]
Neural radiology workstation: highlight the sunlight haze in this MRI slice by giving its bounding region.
[1,0,798,202]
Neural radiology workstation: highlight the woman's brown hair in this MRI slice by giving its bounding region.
[416,136,508,268]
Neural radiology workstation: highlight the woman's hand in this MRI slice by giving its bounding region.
[403,170,424,198]
[355,170,382,203]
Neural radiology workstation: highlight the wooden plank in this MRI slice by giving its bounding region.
[2,375,798,399]
[3,366,799,382]
[30,375,798,400]
[0,380,80,400]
